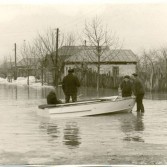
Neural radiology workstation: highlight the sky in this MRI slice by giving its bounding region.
[1,0,167,63]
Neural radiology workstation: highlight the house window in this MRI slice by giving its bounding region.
[112,66,119,77]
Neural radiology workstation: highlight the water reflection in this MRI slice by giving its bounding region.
[39,118,60,139]
[47,124,59,138]
[63,122,81,149]
[0,83,54,100]
[135,112,145,131]
[145,91,167,100]
[120,112,145,142]
[15,85,17,99]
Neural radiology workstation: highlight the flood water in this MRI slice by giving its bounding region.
[0,84,167,165]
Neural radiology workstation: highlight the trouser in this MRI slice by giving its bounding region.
[136,94,144,112]
[65,93,77,103]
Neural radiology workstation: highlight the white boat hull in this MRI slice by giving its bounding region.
[38,96,135,118]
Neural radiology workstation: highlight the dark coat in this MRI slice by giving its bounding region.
[47,91,62,105]
[62,73,80,95]
[133,78,145,95]
[120,80,133,97]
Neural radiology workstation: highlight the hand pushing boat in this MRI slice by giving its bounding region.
[38,96,135,118]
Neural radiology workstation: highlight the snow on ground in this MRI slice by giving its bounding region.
[0,76,54,89]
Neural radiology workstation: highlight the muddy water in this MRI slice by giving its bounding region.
[0,84,167,165]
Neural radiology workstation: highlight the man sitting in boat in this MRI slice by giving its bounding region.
[119,75,133,97]
[62,68,80,103]
[47,91,62,105]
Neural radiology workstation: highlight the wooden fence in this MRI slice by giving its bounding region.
[43,68,122,89]
[74,68,121,89]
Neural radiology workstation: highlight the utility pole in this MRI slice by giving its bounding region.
[55,28,59,87]
[14,43,17,80]
[56,28,59,67]
[97,40,101,97]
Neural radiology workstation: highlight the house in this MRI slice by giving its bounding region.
[44,46,137,87]
[17,58,41,78]
[64,48,137,77]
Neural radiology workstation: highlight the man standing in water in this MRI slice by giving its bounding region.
[62,69,80,103]
[131,73,145,112]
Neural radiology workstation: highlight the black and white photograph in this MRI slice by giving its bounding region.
[0,0,167,165]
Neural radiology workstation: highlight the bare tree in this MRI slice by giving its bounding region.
[35,28,76,87]
[161,48,167,80]
[0,56,9,78]
[33,37,49,85]
[139,49,160,91]
[19,41,39,85]
[82,17,122,96]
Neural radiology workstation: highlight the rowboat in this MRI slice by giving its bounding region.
[38,96,136,118]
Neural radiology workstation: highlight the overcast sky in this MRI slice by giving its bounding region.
[1,0,167,62]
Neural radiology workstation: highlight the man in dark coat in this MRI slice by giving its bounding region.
[62,69,80,103]
[120,75,133,97]
[131,73,145,112]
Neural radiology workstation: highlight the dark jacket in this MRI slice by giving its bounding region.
[133,78,145,95]
[62,73,80,95]
[47,91,62,105]
[120,80,133,97]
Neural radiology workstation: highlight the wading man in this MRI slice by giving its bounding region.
[62,69,80,103]
[131,73,145,112]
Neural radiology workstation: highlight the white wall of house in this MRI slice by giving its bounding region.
[100,64,136,76]
[64,63,136,76]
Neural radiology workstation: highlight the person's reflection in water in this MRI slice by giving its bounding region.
[39,119,60,139]
[27,86,30,99]
[121,112,145,142]
[15,85,17,100]
[47,123,59,138]
[135,112,145,131]
[63,122,81,149]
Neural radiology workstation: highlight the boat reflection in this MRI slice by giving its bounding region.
[120,112,145,142]
[63,122,81,149]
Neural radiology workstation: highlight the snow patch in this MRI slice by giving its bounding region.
[0,76,54,88]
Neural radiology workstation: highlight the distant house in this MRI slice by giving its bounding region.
[64,48,137,77]
[17,58,41,78]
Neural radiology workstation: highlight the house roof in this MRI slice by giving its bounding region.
[17,58,40,67]
[58,46,84,55]
[107,50,137,62]
[65,49,137,63]
[58,45,108,58]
